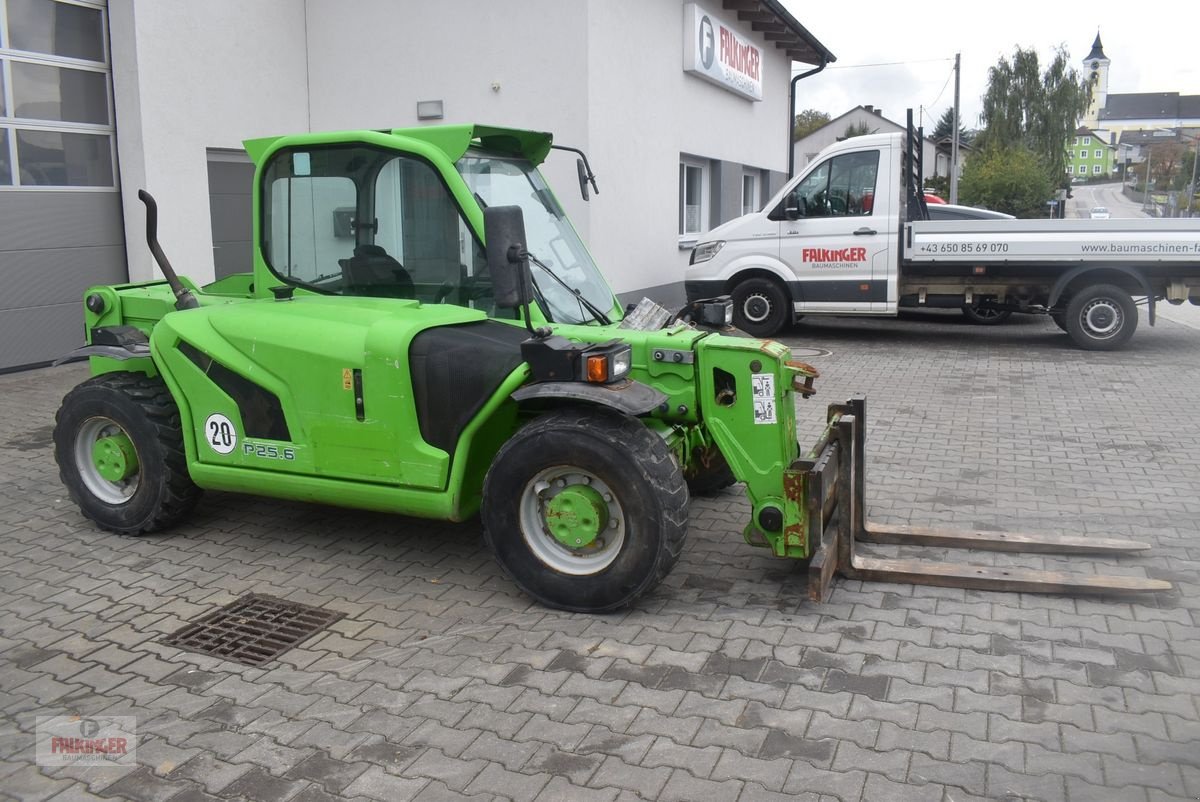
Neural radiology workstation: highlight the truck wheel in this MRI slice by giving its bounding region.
[54,373,201,535]
[1064,284,1137,350]
[482,407,688,612]
[732,277,789,338]
[961,301,1012,325]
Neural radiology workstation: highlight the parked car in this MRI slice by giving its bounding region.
[1090,206,1111,219]
[926,203,1015,221]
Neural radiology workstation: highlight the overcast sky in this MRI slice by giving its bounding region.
[780,2,1200,133]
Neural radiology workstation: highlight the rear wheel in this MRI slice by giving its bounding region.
[961,300,1012,325]
[1064,284,1137,350]
[685,445,736,496]
[482,408,688,612]
[731,277,789,338]
[54,373,201,535]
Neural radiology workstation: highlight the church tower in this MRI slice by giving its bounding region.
[1082,33,1110,128]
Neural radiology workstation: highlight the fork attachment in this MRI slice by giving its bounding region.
[798,397,1172,602]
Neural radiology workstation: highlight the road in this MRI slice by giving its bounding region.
[1066,181,1200,330]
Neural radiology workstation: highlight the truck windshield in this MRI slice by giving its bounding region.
[457,152,614,325]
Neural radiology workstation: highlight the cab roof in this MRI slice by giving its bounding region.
[243,124,553,167]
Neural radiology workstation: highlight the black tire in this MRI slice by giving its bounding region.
[685,445,736,496]
[1064,283,1138,350]
[731,277,790,338]
[961,301,1013,325]
[54,373,201,535]
[481,407,688,612]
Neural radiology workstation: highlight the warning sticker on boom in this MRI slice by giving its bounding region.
[751,373,776,424]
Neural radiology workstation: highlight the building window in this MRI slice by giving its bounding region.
[1093,165,1102,175]
[1094,149,1103,159]
[1082,137,1090,145]
[679,159,708,237]
[1072,137,1078,145]
[7,0,105,61]
[742,173,758,216]
[1079,150,1087,160]
[0,0,115,190]
[1066,165,1073,175]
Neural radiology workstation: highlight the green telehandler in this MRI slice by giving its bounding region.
[52,124,1169,613]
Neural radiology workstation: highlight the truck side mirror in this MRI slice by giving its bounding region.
[484,205,532,309]
[784,192,805,220]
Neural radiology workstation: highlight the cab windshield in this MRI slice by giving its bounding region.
[457,152,615,325]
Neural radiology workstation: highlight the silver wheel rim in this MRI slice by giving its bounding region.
[73,417,139,505]
[971,304,1003,320]
[742,293,773,324]
[518,466,626,576]
[1081,299,1122,338]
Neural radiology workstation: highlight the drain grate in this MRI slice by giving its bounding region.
[162,593,345,667]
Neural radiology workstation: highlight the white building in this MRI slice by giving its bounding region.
[792,105,941,182]
[0,0,833,370]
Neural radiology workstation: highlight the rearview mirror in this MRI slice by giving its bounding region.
[484,205,532,309]
[576,159,590,201]
[784,192,805,220]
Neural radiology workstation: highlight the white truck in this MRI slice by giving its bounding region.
[685,125,1200,350]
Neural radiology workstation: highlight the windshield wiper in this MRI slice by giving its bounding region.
[526,252,612,325]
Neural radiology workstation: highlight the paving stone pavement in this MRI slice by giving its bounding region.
[0,309,1198,802]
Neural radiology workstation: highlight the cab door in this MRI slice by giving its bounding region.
[776,148,890,314]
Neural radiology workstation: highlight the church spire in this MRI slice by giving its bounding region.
[1086,32,1107,63]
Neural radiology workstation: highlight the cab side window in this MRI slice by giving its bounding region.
[770,151,880,219]
[261,145,489,309]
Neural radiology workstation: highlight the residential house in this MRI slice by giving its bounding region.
[1066,127,1117,180]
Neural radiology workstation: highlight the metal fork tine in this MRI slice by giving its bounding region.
[859,524,1154,554]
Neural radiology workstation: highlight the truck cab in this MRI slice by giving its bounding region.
[686,133,901,334]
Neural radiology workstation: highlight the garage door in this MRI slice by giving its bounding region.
[0,0,125,372]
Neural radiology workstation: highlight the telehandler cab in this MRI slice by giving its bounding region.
[53,124,1169,612]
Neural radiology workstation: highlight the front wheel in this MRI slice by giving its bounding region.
[54,373,201,535]
[1064,284,1137,350]
[482,408,688,612]
[731,277,790,338]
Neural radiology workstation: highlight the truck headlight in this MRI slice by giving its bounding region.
[690,240,725,265]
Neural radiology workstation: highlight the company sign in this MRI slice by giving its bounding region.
[683,3,763,101]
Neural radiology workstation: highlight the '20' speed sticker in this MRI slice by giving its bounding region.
[204,413,238,454]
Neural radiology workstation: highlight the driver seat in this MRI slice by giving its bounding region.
[339,244,416,298]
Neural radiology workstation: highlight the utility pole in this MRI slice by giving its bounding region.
[1188,133,1199,218]
[1142,144,1153,215]
[949,53,961,204]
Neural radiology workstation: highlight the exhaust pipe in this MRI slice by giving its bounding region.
[137,189,199,311]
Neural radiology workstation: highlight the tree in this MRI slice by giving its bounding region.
[932,107,973,145]
[842,122,876,139]
[793,109,831,140]
[977,46,1091,182]
[959,144,1054,218]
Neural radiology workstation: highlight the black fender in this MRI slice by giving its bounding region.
[52,343,152,366]
[1047,265,1155,325]
[512,379,667,416]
